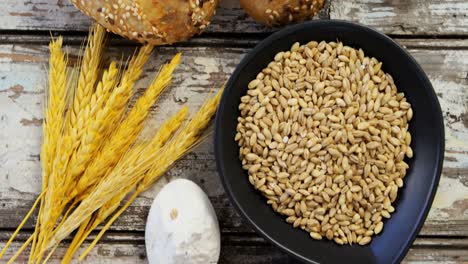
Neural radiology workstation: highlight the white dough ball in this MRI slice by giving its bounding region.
[145,179,221,264]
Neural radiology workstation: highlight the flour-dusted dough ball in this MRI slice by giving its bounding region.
[240,0,326,27]
[145,179,220,264]
[70,0,219,45]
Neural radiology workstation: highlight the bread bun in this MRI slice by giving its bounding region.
[71,0,218,45]
[240,0,325,27]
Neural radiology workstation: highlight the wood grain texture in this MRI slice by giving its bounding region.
[0,39,467,236]
[0,39,467,263]
[1,0,468,36]
[1,232,467,263]
[330,0,468,36]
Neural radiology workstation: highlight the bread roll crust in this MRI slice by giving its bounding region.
[240,0,325,27]
[71,0,218,45]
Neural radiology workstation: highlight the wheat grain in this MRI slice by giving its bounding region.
[237,41,413,246]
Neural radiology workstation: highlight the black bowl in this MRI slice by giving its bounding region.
[215,20,444,264]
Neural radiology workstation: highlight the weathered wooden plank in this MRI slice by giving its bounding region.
[2,34,468,50]
[0,41,467,238]
[0,0,277,34]
[1,232,467,263]
[1,0,468,36]
[330,0,468,36]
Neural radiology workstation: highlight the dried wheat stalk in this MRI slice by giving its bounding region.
[64,105,189,261]
[33,34,153,264]
[2,24,223,263]
[0,37,68,260]
[73,53,181,199]
[42,90,222,255]
[78,89,223,259]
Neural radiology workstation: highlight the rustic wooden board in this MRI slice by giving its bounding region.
[330,0,468,36]
[1,0,468,36]
[0,39,467,263]
[1,232,467,263]
[0,0,277,34]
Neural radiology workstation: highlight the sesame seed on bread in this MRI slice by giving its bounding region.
[71,0,218,45]
[240,0,325,27]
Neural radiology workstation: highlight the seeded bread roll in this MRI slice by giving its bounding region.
[240,0,325,27]
[71,0,218,45]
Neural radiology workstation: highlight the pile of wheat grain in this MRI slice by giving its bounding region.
[236,41,413,246]
[0,24,223,263]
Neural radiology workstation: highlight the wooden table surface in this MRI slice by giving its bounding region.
[0,0,467,263]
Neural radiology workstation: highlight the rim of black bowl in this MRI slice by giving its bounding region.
[215,20,444,264]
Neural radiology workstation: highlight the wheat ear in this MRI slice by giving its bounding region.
[77,107,189,259]
[89,62,119,118]
[34,45,154,258]
[41,36,69,189]
[73,88,222,258]
[74,53,181,197]
[66,44,154,186]
[22,37,68,262]
[43,105,190,254]
[33,29,107,261]
[139,88,223,191]
[68,24,105,131]
[63,61,118,190]
[36,38,68,238]
[78,89,223,259]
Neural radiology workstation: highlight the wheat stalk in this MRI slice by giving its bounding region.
[78,90,223,259]
[0,192,44,259]
[0,37,68,261]
[43,89,222,255]
[61,215,93,264]
[6,233,34,264]
[73,53,181,198]
[66,106,189,260]
[41,93,210,252]
[34,41,153,264]
[79,191,139,260]
[139,88,223,191]
[66,45,153,186]
[32,28,106,261]
[64,187,132,262]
